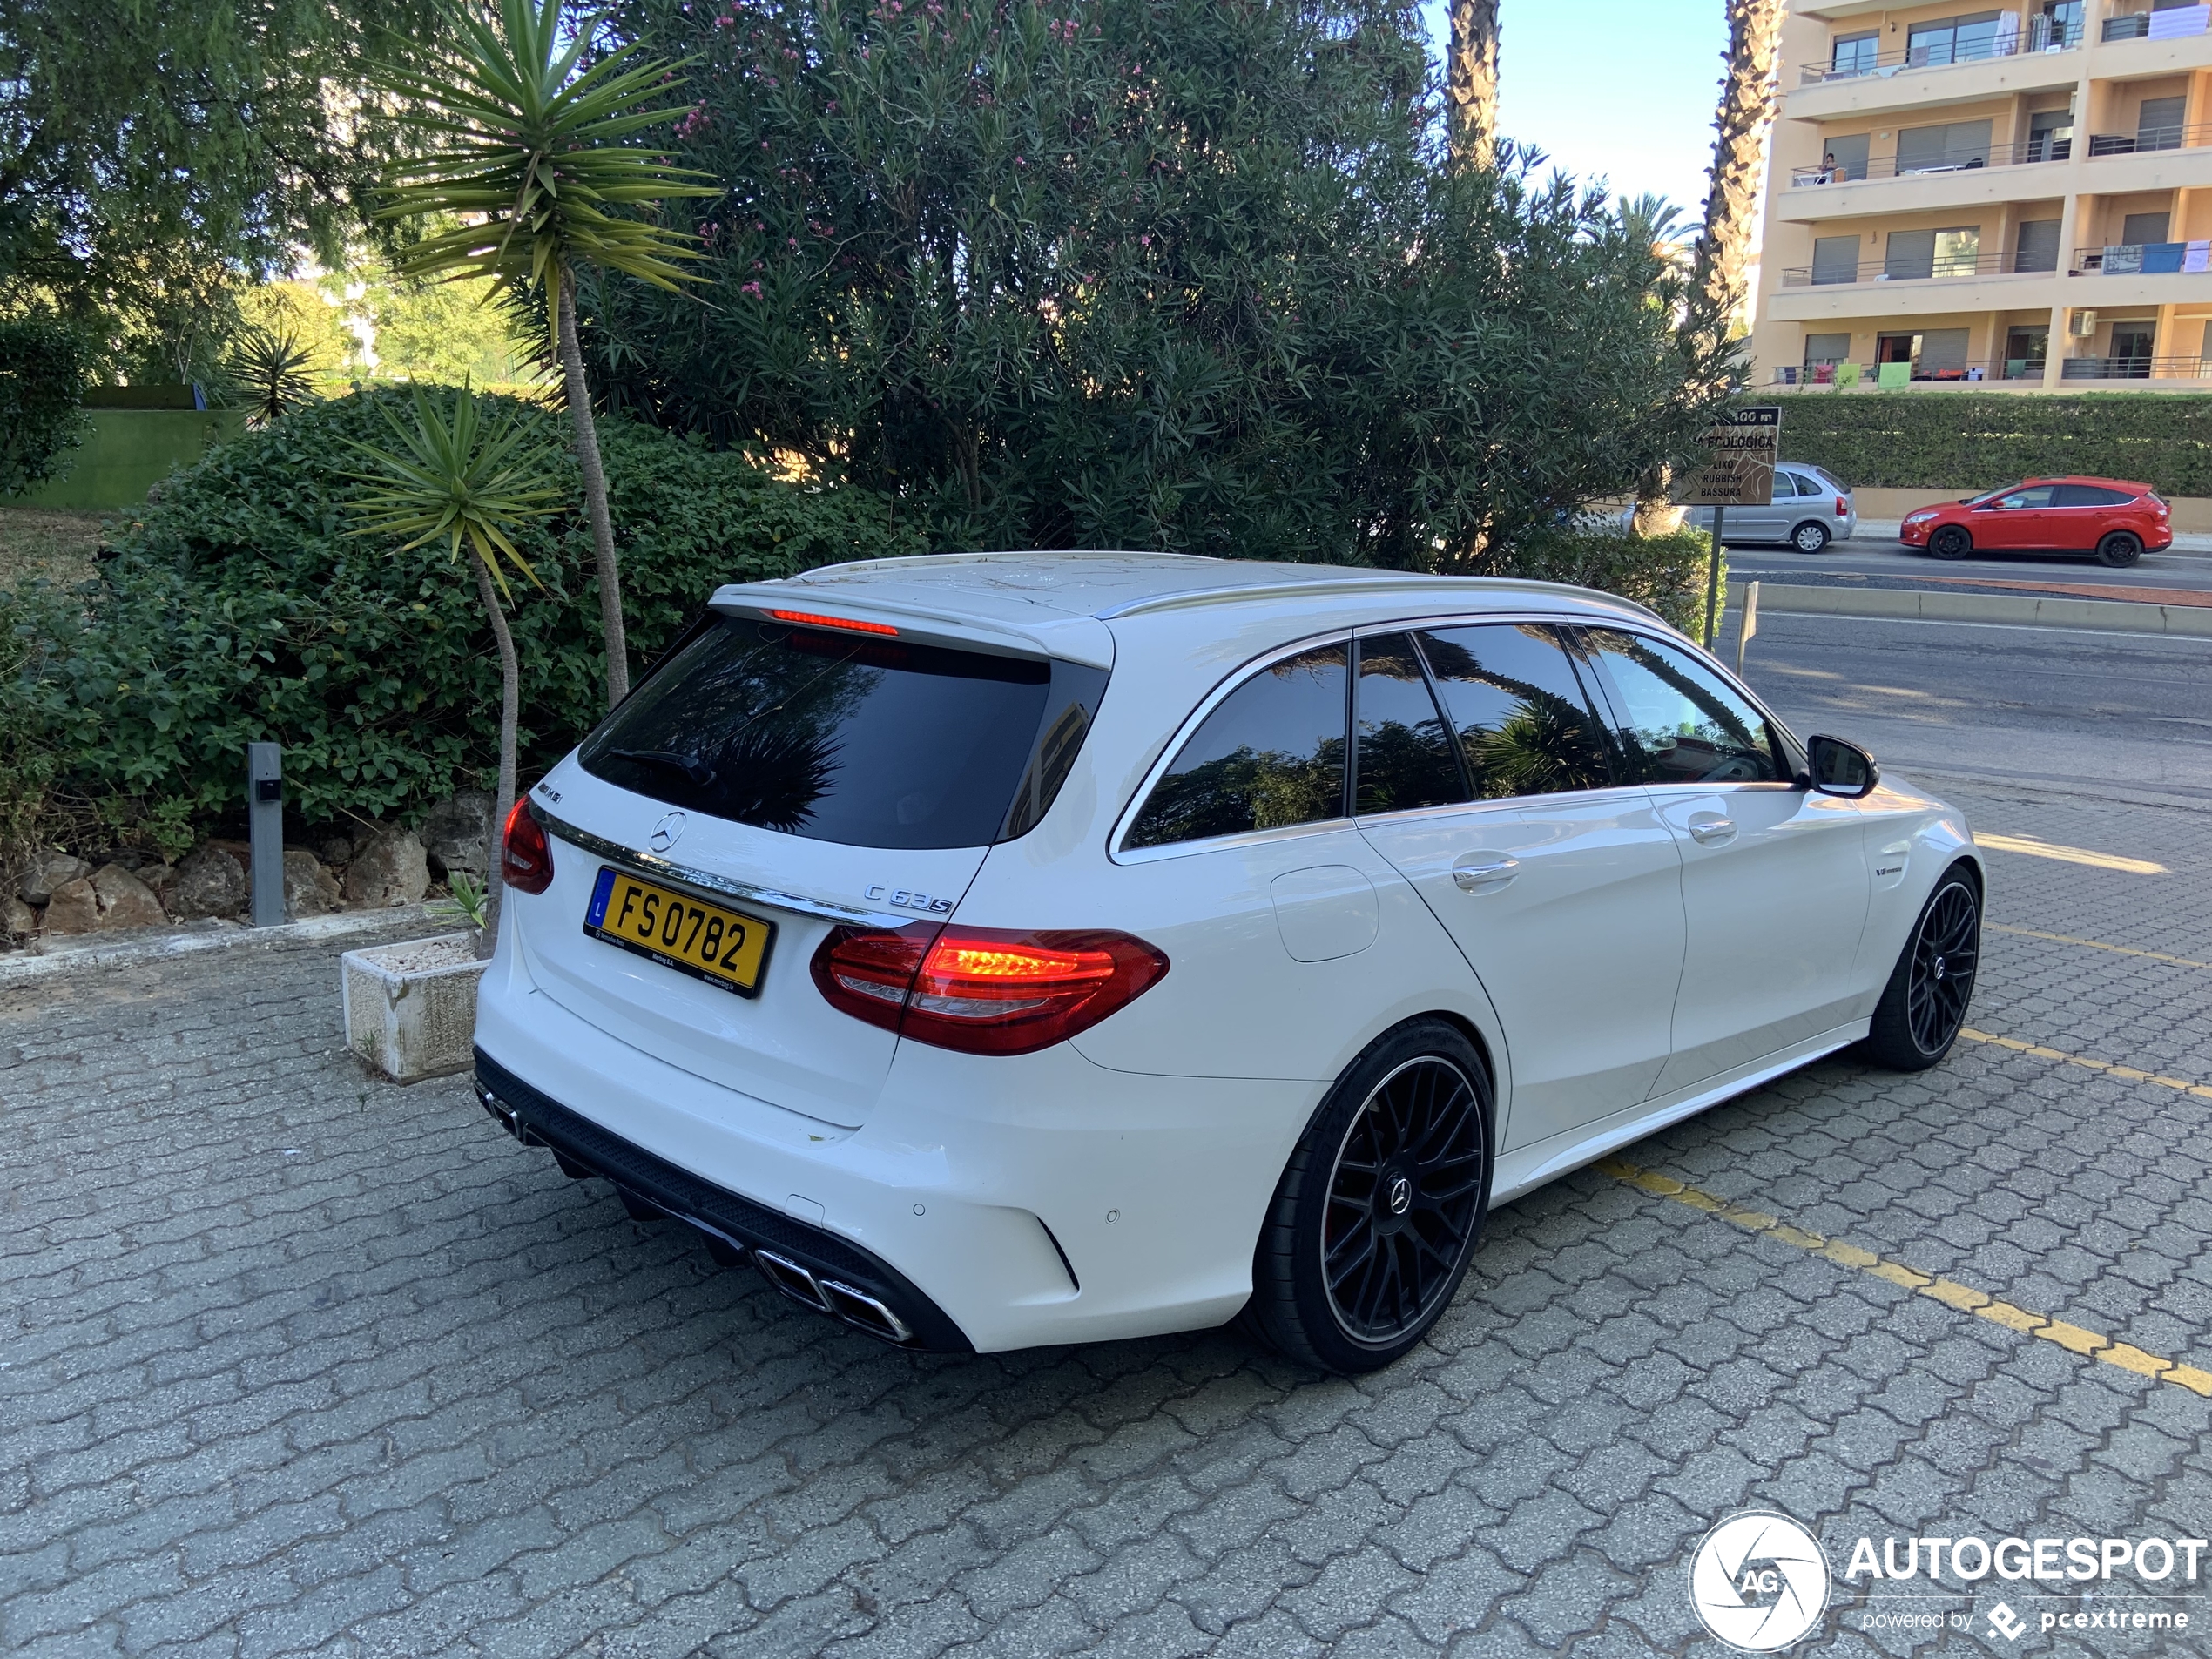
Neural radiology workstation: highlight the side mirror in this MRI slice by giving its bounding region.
[1807,734,1879,799]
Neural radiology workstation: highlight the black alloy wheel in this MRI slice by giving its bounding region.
[1245,1019,1494,1372]
[1791,520,1832,554]
[1928,525,1972,560]
[2097,529,2143,568]
[1321,1057,1487,1345]
[1864,868,1981,1070]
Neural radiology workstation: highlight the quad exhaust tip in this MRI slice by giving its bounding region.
[755,1251,915,1345]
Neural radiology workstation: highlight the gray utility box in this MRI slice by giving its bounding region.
[341,933,488,1083]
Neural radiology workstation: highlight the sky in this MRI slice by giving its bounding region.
[1417,2,1733,225]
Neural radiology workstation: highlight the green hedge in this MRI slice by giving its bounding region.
[3,388,922,858]
[1770,394,2212,495]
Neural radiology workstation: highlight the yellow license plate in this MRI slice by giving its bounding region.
[583,867,776,996]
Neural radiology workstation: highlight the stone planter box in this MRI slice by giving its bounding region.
[341,933,487,1084]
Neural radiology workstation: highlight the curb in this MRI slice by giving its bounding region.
[0,904,450,985]
[1737,582,2212,637]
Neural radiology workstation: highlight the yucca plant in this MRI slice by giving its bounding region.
[370,0,717,706]
[346,387,564,956]
[226,326,327,427]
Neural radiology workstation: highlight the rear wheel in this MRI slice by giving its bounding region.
[1246,1019,1493,1373]
[1791,521,1832,554]
[2096,529,2143,568]
[1862,867,1980,1070]
[1928,525,1972,560]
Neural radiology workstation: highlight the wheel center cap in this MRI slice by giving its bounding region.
[1932,956,1947,981]
[1386,1174,1413,1217]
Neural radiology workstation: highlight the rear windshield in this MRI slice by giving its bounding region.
[579,617,1108,850]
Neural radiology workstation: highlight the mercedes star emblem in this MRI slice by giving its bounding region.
[649,812,687,853]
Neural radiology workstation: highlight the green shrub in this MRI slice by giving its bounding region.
[1501,525,1721,639]
[1773,393,2212,494]
[0,320,92,496]
[5,388,922,846]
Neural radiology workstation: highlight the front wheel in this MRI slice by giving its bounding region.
[1862,867,1980,1070]
[1928,525,1972,560]
[2097,530,2143,568]
[1791,520,1832,555]
[1246,1019,1494,1373]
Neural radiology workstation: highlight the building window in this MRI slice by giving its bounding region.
[1831,31,1878,76]
[1907,12,2005,68]
[1811,237,1862,285]
[2014,220,2061,272]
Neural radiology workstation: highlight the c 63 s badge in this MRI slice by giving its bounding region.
[867,885,954,914]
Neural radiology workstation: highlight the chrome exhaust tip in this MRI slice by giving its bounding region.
[754,1250,833,1312]
[819,1279,915,1345]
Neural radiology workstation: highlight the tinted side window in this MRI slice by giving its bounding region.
[1577,630,1784,786]
[1124,644,1349,849]
[1353,634,1465,816]
[1993,486,2055,510]
[1415,624,1614,799]
[2055,483,2134,507]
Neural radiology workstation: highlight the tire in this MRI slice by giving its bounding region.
[1791,520,1832,555]
[1928,525,1972,560]
[1245,1019,1494,1373]
[2096,530,2143,569]
[1861,866,1981,1071]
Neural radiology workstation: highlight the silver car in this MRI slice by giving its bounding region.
[1686,464,1858,554]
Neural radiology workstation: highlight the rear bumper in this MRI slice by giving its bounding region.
[474,951,1311,1353]
[473,1048,972,1351]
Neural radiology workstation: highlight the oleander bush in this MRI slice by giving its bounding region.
[1774,393,2212,495]
[1501,524,1721,639]
[1,387,921,859]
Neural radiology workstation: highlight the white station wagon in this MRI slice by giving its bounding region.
[473,553,1983,1372]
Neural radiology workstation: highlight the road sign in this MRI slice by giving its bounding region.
[1685,406,1782,508]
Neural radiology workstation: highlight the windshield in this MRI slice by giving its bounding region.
[1966,481,2027,504]
[580,617,1108,850]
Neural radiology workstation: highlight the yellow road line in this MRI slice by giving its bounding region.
[1595,1157,2212,1397]
[1958,1028,2212,1101]
[1972,833,2167,875]
[1987,924,2212,972]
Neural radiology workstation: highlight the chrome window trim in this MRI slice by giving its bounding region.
[527,799,909,927]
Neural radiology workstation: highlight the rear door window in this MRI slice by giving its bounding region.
[1124,644,1349,848]
[1414,624,1615,799]
[1352,634,1465,816]
[2054,483,2134,506]
[580,617,1106,850]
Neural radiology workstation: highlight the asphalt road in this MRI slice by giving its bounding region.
[1737,609,2212,806]
[1727,532,2212,597]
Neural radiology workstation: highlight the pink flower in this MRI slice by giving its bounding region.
[741,280,764,296]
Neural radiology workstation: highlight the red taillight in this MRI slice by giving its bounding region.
[502,797,554,894]
[810,923,1168,1055]
[765,608,899,637]
[1836,495,1849,516]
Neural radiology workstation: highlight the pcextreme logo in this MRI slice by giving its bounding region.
[1689,1512,1831,1652]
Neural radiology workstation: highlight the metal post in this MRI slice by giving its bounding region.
[247,743,286,927]
[1736,580,1760,677]
[1703,505,1727,647]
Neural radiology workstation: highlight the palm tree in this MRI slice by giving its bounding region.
[370,0,717,707]
[1615,194,1690,269]
[225,326,327,427]
[1693,0,1786,333]
[347,388,564,957]
[1447,1,1503,171]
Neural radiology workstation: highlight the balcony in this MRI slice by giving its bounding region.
[1787,136,2069,189]
[1779,250,2059,287]
[2071,241,2211,274]
[2101,5,2208,44]
[1799,16,2080,85]
[1773,355,2212,388]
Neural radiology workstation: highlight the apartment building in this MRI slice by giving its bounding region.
[1750,0,2212,390]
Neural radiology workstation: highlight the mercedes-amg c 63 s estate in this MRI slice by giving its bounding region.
[472,553,1983,1372]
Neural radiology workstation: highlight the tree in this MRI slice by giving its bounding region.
[0,0,448,328]
[225,327,330,427]
[345,387,563,957]
[370,0,717,706]
[1693,0,1786,331]
[588,0,1730,569]
[1447,0,1502,171]
[0,318,91,495]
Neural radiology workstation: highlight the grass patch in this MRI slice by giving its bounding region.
[0,509,105,592]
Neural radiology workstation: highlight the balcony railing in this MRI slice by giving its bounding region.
[2084,119,2212,156]
[2071,241,2212,273]
[1788,137,2070,187]
[1773,356,2212,388]
[1801,17,2081,84]
[1779,250,2059,287]
[2102,6,2209,44]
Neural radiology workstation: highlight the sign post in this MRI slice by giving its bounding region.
[1683,406,1783,648]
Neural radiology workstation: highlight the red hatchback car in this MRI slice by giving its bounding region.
[1898,475,2171,567]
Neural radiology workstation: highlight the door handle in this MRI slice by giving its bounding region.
[1451,855,1520,892]
[1687,816,1737,846]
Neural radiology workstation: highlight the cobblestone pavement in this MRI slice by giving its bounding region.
[6,775,2212,1657]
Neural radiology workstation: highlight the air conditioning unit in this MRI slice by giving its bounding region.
[2069,309,2098,336]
